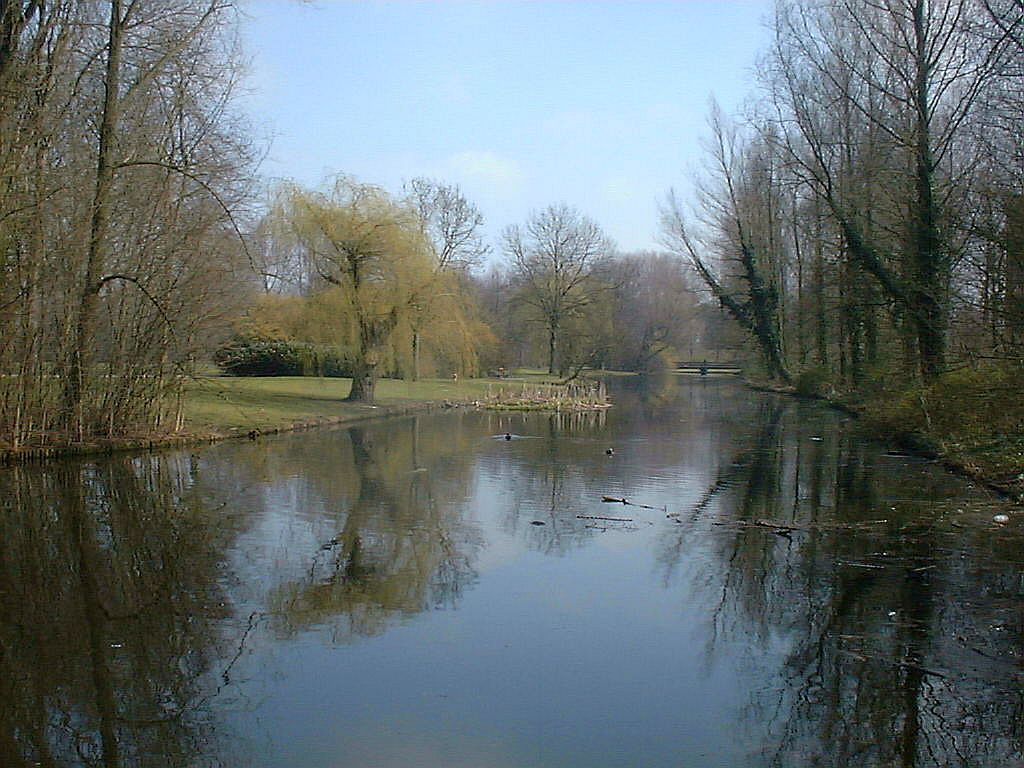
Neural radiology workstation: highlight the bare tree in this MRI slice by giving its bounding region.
[0,0,255,449]
[503,204,614,375]
[405,177,488,272]
[662,107,791,383]
[768,0,1020,379]
[403,177,488,379]
[606,252,700,371]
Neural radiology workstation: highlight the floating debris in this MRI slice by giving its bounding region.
[836,560,886,570]
[993,514,1010,524]
[713,518,888,533]
[600,496,666,511]
[577,514,633,522]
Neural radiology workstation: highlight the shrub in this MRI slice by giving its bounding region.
[864,364,1024,448]
[214,336,352,378]
[794,365,831,397]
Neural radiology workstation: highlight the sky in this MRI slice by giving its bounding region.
[240,0,775,257]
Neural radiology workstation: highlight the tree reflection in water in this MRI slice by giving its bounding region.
[658,396,1024,767]
[0,414,485,766]
[0,455,243,767]
[1,383,1021,767]
[264,420,482,642]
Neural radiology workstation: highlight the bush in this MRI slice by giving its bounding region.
[794,365,831,397]
[863,363,1024,453]
[214,336,352,378]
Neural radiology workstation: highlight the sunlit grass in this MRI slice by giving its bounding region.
[182,372,619,435]
[182,375,497,434]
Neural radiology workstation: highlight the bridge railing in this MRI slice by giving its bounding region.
[675,361,743,374]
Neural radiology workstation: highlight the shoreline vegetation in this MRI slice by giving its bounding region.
[1,368,1018,505]
[0,370,614,465]
[748,366,1024,502]
[482,380,610,412]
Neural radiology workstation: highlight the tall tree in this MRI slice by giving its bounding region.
[768,0,1019,379]
[267,177,433,403]
[403,177,488,379]
[662,107,791,383]
[503,204,614,375]
[0,0,254,448]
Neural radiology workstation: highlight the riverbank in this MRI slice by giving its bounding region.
[856,367,1024,502]
[183,375,496,436]
[748,366,1024,501]
[0,372,611,464]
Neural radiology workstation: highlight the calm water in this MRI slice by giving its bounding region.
[1,377,1021,767]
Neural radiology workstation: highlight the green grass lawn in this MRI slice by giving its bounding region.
[182,375,499,435]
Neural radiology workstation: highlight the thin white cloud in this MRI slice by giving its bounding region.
[447,150,525,190]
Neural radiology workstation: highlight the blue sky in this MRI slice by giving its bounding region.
[241,0,774,255]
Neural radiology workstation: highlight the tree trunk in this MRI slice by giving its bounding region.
[547,324,558,375]
[347,363,376,403]
[742,244,791,383]
[63,0,124,437]
[813,198,828,368]
[411,329,420,381]
[792,193,807,366]
[910,0,946,381]
[345,308,398,404]
[346,315,377,404]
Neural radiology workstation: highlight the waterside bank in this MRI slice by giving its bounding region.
[745,368,1024,502]
[0,373,614,465]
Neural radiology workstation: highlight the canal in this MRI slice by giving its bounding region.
[1,377,1020,766]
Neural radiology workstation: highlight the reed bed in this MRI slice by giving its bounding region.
[483,380,610,411]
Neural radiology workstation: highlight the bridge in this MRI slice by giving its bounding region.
[675,360,743,375]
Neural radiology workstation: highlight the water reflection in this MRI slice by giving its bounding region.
[0,456,241,767]
[654,389,1023,767]
[0,378,1020,767]
[265,423,481,641]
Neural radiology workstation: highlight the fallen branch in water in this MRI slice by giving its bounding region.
[601,496,666,511]
[838,648,947,679]
[835,560,886,570]
[970,646,1024,671]
[713,518,889,533]
[578,514,633,522]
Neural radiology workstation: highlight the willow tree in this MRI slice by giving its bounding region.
[403,178,488,379]
[268,178,433,403]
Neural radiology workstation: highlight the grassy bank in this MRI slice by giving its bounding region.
[0,369,622,463]
[184,372,614,434]
[751,365,1024,500]
[856,366,1024,500]
[182,375,497,436]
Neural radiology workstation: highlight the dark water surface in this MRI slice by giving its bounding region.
[2,377,1021,767]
